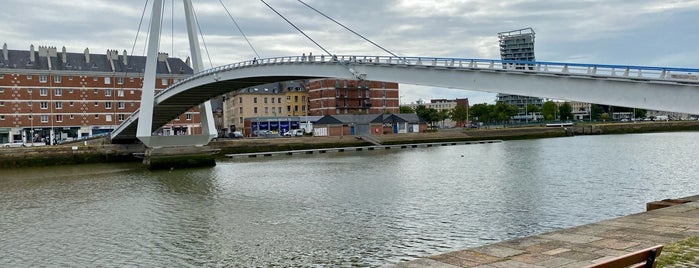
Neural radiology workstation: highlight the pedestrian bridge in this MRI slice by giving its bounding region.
[110,55,699,142]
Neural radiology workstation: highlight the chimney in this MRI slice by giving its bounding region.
[48,46,57,57]
[30,44,35,62]
[2,43,8,61]
[185,56,191,67]
[84,47,90,63]
[61,46,67,64]
[122,49,128,65]
[39,46,48,57]
[157,52,168,62]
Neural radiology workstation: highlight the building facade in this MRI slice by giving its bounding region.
[308,79,399,116]
[0,44,195,144]
[221,81,308,136]
[496,28,544,121]
[404,98,470,128]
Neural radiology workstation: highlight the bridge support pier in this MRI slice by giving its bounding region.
[143,146,219,170]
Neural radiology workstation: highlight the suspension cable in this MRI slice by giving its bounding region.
[133,0,150,57]
[260,0,333,56]
[219,0,261,59]
[191,5,216,69]
[297,0,399,58]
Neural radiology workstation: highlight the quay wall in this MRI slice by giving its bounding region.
[1,121,698,169]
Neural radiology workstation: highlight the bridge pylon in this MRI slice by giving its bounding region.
[136,0,218,168]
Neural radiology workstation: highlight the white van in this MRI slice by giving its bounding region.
[284,129,304,137]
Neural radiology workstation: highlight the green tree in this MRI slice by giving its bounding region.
[635,108,647,119]
[470,103,492,123]
[559,102,573,121]
[591,104,605,120]
[600,112,610,122]
[542,101,558,120]
[491,102,518,123]
[399,106,415,114]
[450,104,470,126]
[415,105,440,128]
[438,109,451,127]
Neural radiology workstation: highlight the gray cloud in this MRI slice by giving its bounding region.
[2,0,697,104]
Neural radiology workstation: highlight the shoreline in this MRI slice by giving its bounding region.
[1,121,699,169]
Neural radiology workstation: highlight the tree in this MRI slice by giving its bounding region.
[526,104,541,121]
[470,103,492,123]
[438,109,450,127]
[542,101,558,120]
[451,104,469,126]
[600,112,610,122]
[492,102,518,123]
[399,106,415,114]
[591,104,605,120]
[559,102,573,121]
[415,105,440,128]
[635,108,647,119]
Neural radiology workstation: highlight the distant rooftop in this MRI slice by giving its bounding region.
[0,43,193,75]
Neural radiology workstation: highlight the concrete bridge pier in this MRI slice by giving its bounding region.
[142,146,219,170]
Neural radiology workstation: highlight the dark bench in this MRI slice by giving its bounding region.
[585,245,663,268]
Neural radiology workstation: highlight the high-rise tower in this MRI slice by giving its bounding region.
[496,28,543,121]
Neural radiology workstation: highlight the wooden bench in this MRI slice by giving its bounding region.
[585,245,663,268]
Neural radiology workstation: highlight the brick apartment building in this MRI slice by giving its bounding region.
[0,44,195,144]
[308,79,399,116]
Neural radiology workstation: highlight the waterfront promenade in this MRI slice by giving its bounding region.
[390,196,699,268]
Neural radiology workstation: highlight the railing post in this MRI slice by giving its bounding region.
[562,65,569,73]
[623,68,630,77]
[660,69,667,79]
[488,61,494,69]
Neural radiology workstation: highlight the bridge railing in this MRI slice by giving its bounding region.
[157,55,699,99]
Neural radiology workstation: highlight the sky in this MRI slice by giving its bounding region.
[1,0,698,104]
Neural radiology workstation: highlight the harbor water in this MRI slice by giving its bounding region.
[1,132,698,267]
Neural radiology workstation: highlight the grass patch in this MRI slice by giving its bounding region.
[656,237,699,267]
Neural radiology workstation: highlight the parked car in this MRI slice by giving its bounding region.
[283,129,304,137]
[2,141,26,148]
[229,131,243,139]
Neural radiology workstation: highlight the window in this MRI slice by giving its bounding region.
[40,88,48,96]
[68,89,74,94]
[41,115,49,122]
[264,97,268,104]
[130,77,134,83]
[54,75,61,83]
[118,89,124,97]
[130,89,134,95]
[253,97,257,104]
[94,89,99,94]
[264,107,268,114]
[93,77,98,82]
[239,117,243,124]
[302,96,306,102]
[39,75,47,83]
[40,101,48,109]
[69,101,74,106]
[287,106,291,112]
[253,107,258,114]
[105,89,111,97]
[286,96,291,101]
[105,114,112,122]
[239,107,243,113]
[118,114,125,121]
[271,98,275,104]
[117,77,124,84]
[278,97,282,103]
[68,76,74,81]
[0,101,3,106]
[95,102,99,106]
[54,88,62,96]
[294,96,299,102]
[25,74,30,79]
[0,115,5,120]
[118,102,125,109]
[94,114,99,119]
[278,107,281,114]
[105,102,112,109]
[161,79,168,86]
[302,105,306,112]
[28,101,32,107]
[186,114,192,121]
[69,114,74,119]
[239,97,242,103]
[55,102,62,109]
[0,88,3,93]
[130,102,135,107]
[104,77,111,84]
[55,115,63,122]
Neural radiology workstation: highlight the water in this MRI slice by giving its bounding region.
[1,132,698,267]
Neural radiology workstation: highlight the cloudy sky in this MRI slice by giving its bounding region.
[1,0,698,104]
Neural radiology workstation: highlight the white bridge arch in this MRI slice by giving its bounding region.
[111,55,699,142]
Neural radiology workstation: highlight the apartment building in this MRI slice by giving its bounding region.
[0,44,195,144]
[307,79,399,116]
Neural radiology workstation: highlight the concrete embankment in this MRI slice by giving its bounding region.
[389,195,699,268]
[1,121,698,168]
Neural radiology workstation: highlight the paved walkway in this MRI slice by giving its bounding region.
[388,197,699,268]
